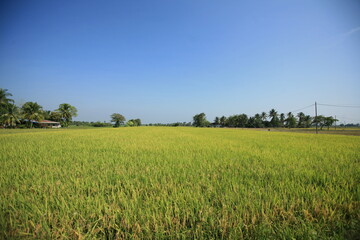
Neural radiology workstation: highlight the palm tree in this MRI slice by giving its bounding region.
[57,103,78,127]
[0,88,14,106]
[285,112,297,128]
[1,103,20,128]
[261,112,267,121]
[220,116,227,127]
[269,109,279,127]
[304,115,312,128]
[279,113,285,127]
[297,112,306,128]
[21,102,44,128]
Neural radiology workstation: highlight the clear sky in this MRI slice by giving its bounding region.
[1,0,359,124]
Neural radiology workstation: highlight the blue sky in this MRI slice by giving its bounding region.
[1,0,359,124]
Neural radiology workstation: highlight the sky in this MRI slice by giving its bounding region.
[0,0,359,124]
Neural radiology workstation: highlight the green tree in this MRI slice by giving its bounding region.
[297,112,306,128]
[285,112,297,128]
[324,116,336,130]
[0,88,14,117]
[279,113,285,127]
[269,109,280,127]
[57,103,78,127]
[126,120,135,127]
[0,88,14,106]
[21,102,44,128]
[49,111,62,122]
[43,110,52,120]
[193,113,208,127]
[213,117,220,126]
[133,119,141,126]
[253,113,264,128]
[303,115,312,128]
[220,116,227,127]
[111,113,126,127]
[1,103,20,128]
[313,115,326,130]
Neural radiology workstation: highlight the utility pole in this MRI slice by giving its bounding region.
[315,102,318,134]
[335,115,336,130]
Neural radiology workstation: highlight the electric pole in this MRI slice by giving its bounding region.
[315,102,318,134]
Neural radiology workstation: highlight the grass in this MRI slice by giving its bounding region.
[0,127,359,239]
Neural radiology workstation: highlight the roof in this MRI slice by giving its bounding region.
[38,120,60,124]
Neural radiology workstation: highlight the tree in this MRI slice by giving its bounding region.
[43,110,52,120]
[324,116,336,130]
[279,113,285,127]
[269,109,280,127]
[126,119,141,127]
[0,89,14,117]
[261,112,267,121]
[21,102,44,128]
[0,103,20,128]
[285,112,297,128]
[303,115,312,128]
[313,115,326,130]
[220,116,227,127]
[297,112,306,128]
[111,113,126,127]
[49,111,62,122]
[213,117,220,126]
[133,119,141,126]
[126,120,135,127]
[253,113,263,128]
[193,113,208,127]
[0,88,14,106]
[57,103,78,127]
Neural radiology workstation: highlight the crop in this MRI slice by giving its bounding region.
[0,127,359,239]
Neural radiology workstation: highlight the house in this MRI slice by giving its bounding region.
[35,120,61,128]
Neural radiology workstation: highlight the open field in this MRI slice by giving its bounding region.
[0,127,359,239]
[257,127,360,136]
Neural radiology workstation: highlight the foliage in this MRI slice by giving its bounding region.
[111,113,126,127]
[21,102,44,128]
[0,103,20,128]
[126,119,141,127]
[57,103,78,127]
[92,121,112,127]
[193,113,209,127]
[0,127,359,239]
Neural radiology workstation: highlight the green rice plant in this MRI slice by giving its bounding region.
[0,127,359,239]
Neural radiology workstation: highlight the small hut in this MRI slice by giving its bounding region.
[35,120,61,128]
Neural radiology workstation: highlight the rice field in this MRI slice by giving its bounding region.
[0,127,359,239]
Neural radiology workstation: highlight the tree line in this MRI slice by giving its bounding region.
[0,88,343,130]
[193,110,338,130]
[0,88,77,128]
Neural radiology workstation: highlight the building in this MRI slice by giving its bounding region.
[35,120,61,128]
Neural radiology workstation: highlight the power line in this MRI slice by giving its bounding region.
[318,103,360,108]
[290,104,315,113]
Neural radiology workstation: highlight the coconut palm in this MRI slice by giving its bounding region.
[57,103,78,127]
[0,88,14,106]
[1,103,20,128]
[21,102,44,128]
[261,112,267,121]
[297,112,306,128]
[269,109,280,127]
[279,113,285,127]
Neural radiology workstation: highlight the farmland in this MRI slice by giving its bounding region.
[0,127,359,239]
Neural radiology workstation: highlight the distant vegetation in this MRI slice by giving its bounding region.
[193,111,339,130]
[0,88,78,128]
[1,88,356,129]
